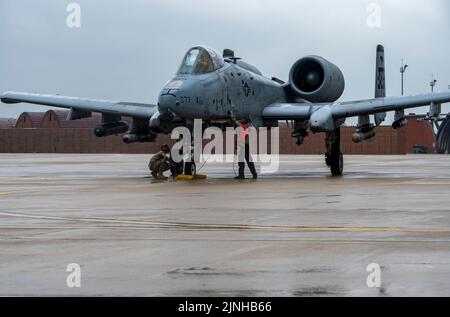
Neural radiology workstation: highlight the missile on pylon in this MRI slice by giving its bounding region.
[392,118,408,130]
[352,129,376,143]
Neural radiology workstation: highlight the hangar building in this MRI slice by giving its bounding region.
[0,110,437,154]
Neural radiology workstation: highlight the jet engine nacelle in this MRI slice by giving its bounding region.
[289,56,345,103]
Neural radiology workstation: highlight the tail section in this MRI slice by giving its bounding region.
[354,44,385,142]
[374,44,386,126]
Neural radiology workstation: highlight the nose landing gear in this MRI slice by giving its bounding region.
[183,161,197,176]
[176,161,207,181]
[174,139,206,181]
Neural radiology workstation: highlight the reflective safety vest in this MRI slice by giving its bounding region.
[239,124,249,145]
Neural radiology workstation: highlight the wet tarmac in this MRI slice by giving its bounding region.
[0,154,449,296]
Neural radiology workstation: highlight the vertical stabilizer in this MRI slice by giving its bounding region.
[374,44,386,126]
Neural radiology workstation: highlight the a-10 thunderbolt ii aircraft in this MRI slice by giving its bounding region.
[2,44,450,176]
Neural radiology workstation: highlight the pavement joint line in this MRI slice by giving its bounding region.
[0,211,448,233]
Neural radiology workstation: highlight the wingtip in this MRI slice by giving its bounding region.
[0,92,6,103]
[0,92,20,104]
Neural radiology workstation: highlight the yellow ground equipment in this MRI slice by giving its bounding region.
[176,174,208,181]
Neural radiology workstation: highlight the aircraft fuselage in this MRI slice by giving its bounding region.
[158,61,286,126]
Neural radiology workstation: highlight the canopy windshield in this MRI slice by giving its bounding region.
[177,47,224,75]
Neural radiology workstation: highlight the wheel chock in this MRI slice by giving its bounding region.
[176,174,195,181]
[175,174,208,181]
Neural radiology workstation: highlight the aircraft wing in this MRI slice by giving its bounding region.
[0,91,157,119]
[262,92,450,120]
[262,103,320,120]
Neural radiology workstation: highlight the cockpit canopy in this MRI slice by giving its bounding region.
[177,46,224,75]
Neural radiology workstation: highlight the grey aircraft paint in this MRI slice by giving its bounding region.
[2,44,450,176]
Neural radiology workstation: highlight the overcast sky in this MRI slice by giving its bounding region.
[1,0,449,124]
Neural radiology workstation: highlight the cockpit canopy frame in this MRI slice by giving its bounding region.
[177,46,224,75]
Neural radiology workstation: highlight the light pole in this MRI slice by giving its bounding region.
[393,59,409,129]
[400,59,408,96]
[430,75,437,93]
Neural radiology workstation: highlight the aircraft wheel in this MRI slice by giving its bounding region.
[329,152,343,176]
[325,154,331,167]
[184,162,197,176]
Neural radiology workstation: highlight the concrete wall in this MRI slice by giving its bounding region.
[1,111,435,155]
[0,126,408,154]
[404,117,436,153]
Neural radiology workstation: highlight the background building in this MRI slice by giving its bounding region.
[0,110,437,154]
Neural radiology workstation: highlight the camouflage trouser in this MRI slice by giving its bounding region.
[149,160,170,175]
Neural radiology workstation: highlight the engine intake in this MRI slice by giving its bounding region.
[289,56,345,103]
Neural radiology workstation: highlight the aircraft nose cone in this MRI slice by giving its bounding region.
[158,94,177,114]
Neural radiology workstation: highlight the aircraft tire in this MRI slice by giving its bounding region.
[329,152,343,176]
[184,162,197,176]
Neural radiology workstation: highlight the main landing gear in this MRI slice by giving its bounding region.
[325,128,343,176]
